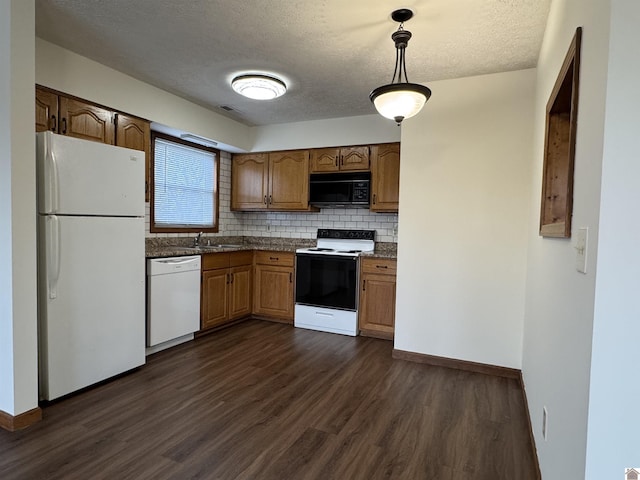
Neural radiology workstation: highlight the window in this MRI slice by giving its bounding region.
[150,132,219,233]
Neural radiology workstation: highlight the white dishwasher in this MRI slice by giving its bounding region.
[146,255,201,355]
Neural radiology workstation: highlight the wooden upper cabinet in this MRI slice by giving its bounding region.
[231,153,269,210]
[309,146,370,173]
[35,88,58,133]
[116,114,151,201]
[59,97,115,145]
[340,146,370,171]
[116,114,149,152]
[310,148,340,173]
[268,150,310,210]
[36,87,151,201]
[370,143,400,212]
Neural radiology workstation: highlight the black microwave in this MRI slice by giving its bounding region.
[309,172,370,207]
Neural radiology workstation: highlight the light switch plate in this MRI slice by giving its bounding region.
[575,227,588,274]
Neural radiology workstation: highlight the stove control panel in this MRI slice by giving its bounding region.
[317,229,376,241]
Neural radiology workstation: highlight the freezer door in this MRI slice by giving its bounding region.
[36,131,144,216]
[38,215,145,400]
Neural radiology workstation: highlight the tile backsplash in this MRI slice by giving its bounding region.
[145,151,398,243]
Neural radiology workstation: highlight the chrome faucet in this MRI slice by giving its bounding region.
[194,231,203,247]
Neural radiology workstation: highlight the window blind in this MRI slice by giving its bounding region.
[154,138,215,227]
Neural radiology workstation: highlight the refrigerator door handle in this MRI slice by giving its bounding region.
[45,141,59,213]
[46,215,61,299]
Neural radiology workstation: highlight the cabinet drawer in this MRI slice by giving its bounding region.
[361,257,397,275]
[202,253,229,270]
[254,251,294,267]
[230,250,253,267]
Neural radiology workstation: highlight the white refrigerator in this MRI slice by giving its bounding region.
[36,131,146,401]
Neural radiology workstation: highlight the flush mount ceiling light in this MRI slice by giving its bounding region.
[231,74,287,100]
[369,9,432,124]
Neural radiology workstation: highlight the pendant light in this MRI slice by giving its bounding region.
[369,9,431,124]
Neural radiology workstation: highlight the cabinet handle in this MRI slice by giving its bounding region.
[230,273,234,284]
[289,272,293,283]
[269,195,272,204]
[62,118,67,134]
[226,273,231,284]
[363,279,366,291]
[264,195,267,205]
[269,257,279,261]
[340,155,344,166]
[372,193,377,205]
[50,115,57,132]
[376,265,388,269]
[335,156,338,167]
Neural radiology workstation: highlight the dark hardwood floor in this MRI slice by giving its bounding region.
[0,320,538,479]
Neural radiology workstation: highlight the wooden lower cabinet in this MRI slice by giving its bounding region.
[229,264,252,319]
[201,251,253,330]
[358,257,397,339]
[253,251,294,322]
[201,268,229,329]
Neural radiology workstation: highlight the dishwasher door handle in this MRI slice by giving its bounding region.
[157,258,199,265]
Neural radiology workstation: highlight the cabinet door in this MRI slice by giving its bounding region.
[36,87,59,133]
[268,150,310,210]
[229,265,252,320]
[231,153,269,210]
[201,269,229,329]
[370,143,400,212]
[59,97,115,144]
[358,272,396,339]
[253,264,294,321]
[340,146,370,171]
[116,114,151,202]
[310,148,340,173]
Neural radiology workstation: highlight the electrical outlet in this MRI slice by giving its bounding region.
[542,406,548,441]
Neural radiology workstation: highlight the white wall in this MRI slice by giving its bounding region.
[395,69,535,369]
[0,0,38,417]
[521,0,612,478]
[35,38,253,152]
[585,0,640,477]
[250,115,400,152]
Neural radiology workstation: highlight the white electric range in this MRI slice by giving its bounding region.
[294,229,375,336]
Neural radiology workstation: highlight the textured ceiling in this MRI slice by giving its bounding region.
[35,0,551,127]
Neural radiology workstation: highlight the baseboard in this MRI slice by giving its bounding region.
[359,328,394,341]
[518,373,542,480]
[0,407,42,431]
[392,349,521,379]
[250,315,293,325]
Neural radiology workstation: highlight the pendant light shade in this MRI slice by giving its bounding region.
[370,9,431,124]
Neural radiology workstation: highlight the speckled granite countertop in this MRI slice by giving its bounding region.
[146,236,397,260]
